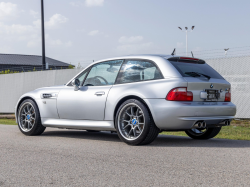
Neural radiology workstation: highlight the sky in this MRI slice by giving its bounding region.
[0,0,250,67]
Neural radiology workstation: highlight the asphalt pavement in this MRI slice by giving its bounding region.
[0,124,250,187]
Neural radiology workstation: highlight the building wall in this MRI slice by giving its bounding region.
[0,69,82,113]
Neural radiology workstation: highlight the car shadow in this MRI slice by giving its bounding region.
[41,129,250,148]
[42,129,121,142]
[151,134,250,148]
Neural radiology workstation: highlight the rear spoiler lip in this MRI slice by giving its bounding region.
[167,57,205,64]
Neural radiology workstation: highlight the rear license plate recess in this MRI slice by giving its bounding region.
[205,89,220,100]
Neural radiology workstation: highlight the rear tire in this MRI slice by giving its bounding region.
[115,99,160,145]
[17,99,46,136]
[185,127,221,140]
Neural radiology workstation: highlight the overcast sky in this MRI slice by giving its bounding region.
[0,0,250,66]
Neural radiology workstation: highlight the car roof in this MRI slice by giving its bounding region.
[127,54,172,57]
[91,54,205,66]
[92,54,172,64]
[66,54,184,85]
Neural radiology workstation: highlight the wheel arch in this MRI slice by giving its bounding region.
[113,95,155,128]
[15,96,39,122]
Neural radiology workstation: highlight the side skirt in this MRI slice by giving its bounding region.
[41,118,115,131]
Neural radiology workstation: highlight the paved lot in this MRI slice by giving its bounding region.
[0,125,250,187]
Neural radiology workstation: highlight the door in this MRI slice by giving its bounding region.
[57,60,123,120]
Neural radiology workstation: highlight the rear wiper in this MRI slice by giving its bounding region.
[185,72,211,80]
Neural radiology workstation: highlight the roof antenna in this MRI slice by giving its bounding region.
[171,48,176,56]
[191,51,194,58]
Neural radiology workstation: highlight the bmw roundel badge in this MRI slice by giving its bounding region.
[210,84,214,88]
[132,119,137,125]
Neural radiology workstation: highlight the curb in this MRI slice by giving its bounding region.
[0,115,15,119]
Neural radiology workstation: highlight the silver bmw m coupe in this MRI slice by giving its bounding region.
[15,55,236,145]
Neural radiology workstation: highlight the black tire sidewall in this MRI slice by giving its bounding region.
[17,99,42,136]
[185,127,221,140]
[115,99,151,145]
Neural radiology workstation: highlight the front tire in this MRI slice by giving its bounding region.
[17,99,46,136]
[185,127,221,140]
[115,99,160,145]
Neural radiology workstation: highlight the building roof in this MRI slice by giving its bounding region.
[0,54,71,67]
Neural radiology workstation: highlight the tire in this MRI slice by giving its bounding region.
[115,99,160,145]
[17,99,46,136]
[185,127,221,140]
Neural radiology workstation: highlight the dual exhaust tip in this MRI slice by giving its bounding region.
[224,120,230,126]
[195,121,207,128]
[193,120,231,129]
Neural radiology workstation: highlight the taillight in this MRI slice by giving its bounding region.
[166,87,193,101]
[225,92,231,102]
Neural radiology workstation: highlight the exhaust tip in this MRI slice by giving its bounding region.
[225,120,230,126]
[193,121,207,129]
[198,122,202,128]
[202,121,206,128]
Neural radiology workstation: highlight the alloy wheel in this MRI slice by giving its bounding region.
[118,103,145,141]
[18,102,36,132]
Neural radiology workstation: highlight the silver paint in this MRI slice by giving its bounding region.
[15,55,236,131]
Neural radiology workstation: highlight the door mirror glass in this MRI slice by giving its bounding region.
[71,79,81,91]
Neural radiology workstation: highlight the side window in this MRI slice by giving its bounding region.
[116,60,163,84]
[67,68,89,87]
[83,60,123,86]
[77,69,89,85]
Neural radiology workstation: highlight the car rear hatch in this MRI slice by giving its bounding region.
[167,57,230,102]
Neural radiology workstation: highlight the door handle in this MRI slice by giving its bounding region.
[95,91,105,96]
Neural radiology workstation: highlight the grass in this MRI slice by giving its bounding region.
[0,118,17,125]
[0,118,250,141]
[162,120,250,141]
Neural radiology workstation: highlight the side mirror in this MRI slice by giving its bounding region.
[71,79,81,91]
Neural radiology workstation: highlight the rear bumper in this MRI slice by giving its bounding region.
[144,99,236,130]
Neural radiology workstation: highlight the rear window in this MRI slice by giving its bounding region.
[169,61,224,80]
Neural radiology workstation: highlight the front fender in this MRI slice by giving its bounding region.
[15,86,65,122]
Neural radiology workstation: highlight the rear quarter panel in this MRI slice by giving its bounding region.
[105,77,187,121]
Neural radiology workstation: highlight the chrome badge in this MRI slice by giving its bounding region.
[210,84,214,88]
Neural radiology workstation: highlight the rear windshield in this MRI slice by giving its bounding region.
[169,61,224,79]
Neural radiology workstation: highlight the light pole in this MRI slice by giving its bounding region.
[178,26,195,56]
[41,0,46,70]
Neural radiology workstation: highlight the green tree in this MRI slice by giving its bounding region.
[68,64,75,69]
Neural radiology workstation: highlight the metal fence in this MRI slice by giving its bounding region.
[206,55,250,118]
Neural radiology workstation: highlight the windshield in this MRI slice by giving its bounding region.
[169,61,224,80]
